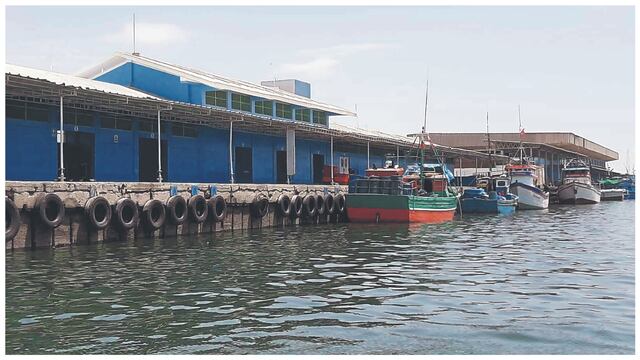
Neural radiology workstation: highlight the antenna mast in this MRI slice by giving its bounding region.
[487,111,492,175]
[132,14,139,56]
[423,79,429,135]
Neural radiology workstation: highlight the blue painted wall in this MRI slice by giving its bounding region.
[6,103,390,184]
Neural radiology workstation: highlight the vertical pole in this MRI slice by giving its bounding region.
[367,141,370,169]
[459,157,462,187]
[59,96,65,181]
[396,145,400,166]
[229,120,235,184]
[330,135,334,185]
[157,110,163,182]
[551,152,554,185]
[475,157,478,175]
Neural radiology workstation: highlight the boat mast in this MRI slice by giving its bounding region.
[518,105,523,163]
[419,80,429,185]
[486,111,492,176]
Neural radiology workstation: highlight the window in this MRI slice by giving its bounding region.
[6,101,26,120]
[276,103,292,119]
[231,93,251,112]
[139,120,157,133]
[63,109,94,127]
[205,90,227,108]
[100,115,132,130]
[26,105,50,122]
[295,108,310,122]
[313,111,327,125]
[172,123,198,138]
[254,100,273,116]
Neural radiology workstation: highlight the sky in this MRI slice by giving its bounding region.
[5,6,635,172]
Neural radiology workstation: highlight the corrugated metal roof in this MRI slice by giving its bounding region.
[76,52,356,116]
[5,63,161,100]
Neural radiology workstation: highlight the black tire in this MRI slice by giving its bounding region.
[335,193,346,214]
[276,194,291,217]
[289,195,303,219]
[315,194,326,216]
[142,199,165,230]
[208,195,227,222]
[34,193,65,228]
[166,195,187,225]
[6,197,21,241]
[114,197,139,230]
[325,193,336,215]
[250,194,269,218]
[84,196,112,230]
[303,195,317,217]
[188,194,208,224]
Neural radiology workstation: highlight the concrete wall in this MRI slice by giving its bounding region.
[6,181,347,250]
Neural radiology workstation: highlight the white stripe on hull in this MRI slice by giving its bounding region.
[558,182,601,204]
[510,185,549,210]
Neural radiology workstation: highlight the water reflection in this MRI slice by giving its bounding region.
[5,201,635,354]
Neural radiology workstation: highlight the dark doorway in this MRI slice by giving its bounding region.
[139,138,168,182]
[58,131,95,181]
[235,146,252,183]
[312,154,325,184]
[276,151,287,184]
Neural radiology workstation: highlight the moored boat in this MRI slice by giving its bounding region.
[506,163,549,210]
[347,163,458,223]
[600,189,626,201]
[557,159,601,204]
[460,176,518,214]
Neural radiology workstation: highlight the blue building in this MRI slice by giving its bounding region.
[6,54,495,184]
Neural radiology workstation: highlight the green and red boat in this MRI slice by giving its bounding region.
[346,163,458,224]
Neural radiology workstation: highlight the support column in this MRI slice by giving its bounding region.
[157,110,163,182]
[396,145,400,166]
[367,141,370,169]
[330,136,334,185]
[229,120,235,184]
[551,152,555,185]
[58,96,65,181]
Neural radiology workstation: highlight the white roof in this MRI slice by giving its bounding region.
[331,123,414,144]
[5,63,160,100]
[77,52,355,116]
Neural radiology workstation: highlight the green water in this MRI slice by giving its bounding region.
[5,201,635,354]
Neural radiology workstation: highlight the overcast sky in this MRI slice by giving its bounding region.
[6,6,635,172]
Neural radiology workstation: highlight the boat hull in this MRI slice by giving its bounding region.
[460,198,517,214]
[557,182,601,204]
[346,194,457,223]
[600,189,626,201]
[509,183,549,210]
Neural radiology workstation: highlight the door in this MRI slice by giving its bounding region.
[276,150,287,184]
[59,131,95,181]
[312,154,324,184]
[139,138,168,182]
[235,146,252,183]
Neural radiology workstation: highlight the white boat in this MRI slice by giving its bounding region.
[557,159,601,204]
[505,139,549,210]
[600,188,626,201]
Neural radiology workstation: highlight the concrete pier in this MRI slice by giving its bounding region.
[5,181,347,250]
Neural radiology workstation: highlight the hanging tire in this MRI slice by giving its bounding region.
[303,195,317,217]
[188,194,208,223]
[142,199,165,230]
[325,193,336,215]
[289,195,303,219]
[84,196,111,230]
[34,193,65,228]
[276,194,291,217]
[335,193,346,214]
[166,195,188,225]
[114,197,138,230]
[6,197,21,241]
[315,194,326,216]
[208,195,227,222]
[250,193,269,218]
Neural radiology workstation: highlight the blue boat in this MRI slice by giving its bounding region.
[460,176,518,214]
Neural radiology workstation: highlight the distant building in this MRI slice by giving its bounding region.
[429,132,619,184]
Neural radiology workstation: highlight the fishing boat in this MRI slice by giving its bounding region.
[505,105,549,209]
[557,159,601,204]
[599,177,628,201]
[460,176,518,214]
[346,81,457,224]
